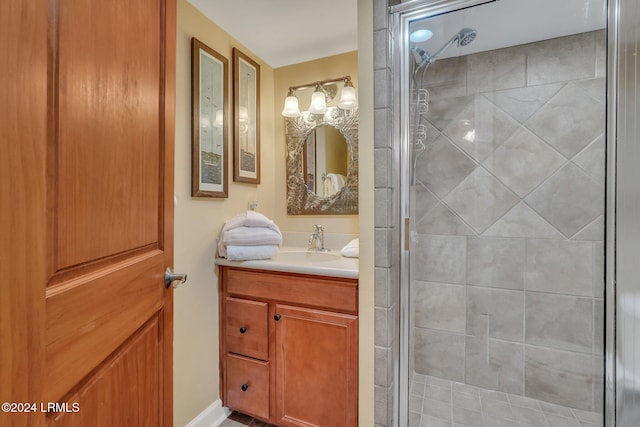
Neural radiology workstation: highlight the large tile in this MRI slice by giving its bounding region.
[445,168,519,234]
[484,83,564,123]
[572,216,604,242]
[442,95,520,162]
[593,299,604,356]
[414,182,440,219]
[592,243,605,299]
[467,237,525,289]
[374,148,391,188]
[374,108,391,149]
[573,78,606,104]
[413,235,467,284]
[595,29,606,78]
[427,95,473,131]
[483,202,564,239]
[466,287,524,341]
[525,163,604,238]
[525,84,605,159]
[525,346,595,411]
[483,126,566,197]
[415,134,477,198]
[414,329,465,382]
[525,292,593,353]
[375,267,392,308]
[414,281,466,333]
[425,56,468,100]
[416,202,475,236]
[526,32,596,85]
[465,335,524,395]
[524,239,593,296]
[466,47,526,94]
[573,134,605,184]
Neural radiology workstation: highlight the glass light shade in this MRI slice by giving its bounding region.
[213,110,224,127]
[338,86,358,110]
[410,29,433,42]
[281,95,301,117]
[308,91,327,114]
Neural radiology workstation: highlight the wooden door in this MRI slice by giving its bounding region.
[1,0,176,425]
[275,305,358,427]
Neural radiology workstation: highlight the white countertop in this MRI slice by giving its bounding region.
[215,246,359,279]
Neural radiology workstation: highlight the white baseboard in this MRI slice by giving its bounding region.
[185,400,230,427]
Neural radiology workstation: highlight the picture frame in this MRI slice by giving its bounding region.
[232,48,260,184]
[191,38,228,198]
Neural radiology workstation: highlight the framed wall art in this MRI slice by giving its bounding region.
[232,48,260,184]
[191,38,228,197]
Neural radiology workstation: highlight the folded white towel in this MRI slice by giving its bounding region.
[226,245,279,261]
[223,226,283,247]
[341,238,359,258]
[217,211,283,258]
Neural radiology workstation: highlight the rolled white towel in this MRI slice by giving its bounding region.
[223,226,283,247]
[341,238,359,258]
[226,245,279,261]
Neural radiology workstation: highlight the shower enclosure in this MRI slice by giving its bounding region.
[382,0,612,426]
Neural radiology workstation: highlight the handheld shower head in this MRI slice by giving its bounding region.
[412,27,477,68]
[458,28,477,47]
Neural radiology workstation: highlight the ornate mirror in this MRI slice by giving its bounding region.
[286,107,358,214]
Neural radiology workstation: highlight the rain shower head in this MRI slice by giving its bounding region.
[412,27,477,68]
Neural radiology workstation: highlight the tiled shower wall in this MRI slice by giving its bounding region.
[373,0,396,426]
[411,29,605,414]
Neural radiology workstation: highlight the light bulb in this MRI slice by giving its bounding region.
[213,110,224,128]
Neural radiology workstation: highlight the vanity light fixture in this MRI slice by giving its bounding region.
[281,75,358,117]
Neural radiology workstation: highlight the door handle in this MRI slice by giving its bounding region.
[164,267,187,289]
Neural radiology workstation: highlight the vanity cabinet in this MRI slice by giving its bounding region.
[218,266,358,427]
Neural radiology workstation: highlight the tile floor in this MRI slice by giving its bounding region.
[410,373,603,427]
[219,411,275,427]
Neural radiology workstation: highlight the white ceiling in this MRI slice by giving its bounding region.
[188,0,358,68]
[409,0,607,61]
[188,0,606,69]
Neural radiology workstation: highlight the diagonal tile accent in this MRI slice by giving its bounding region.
[572,215,604,241]
[483,202,564,239]
[525,84,605,158]
[483,126,566,197]
[484,83,564,123]
[415,133,477,198]
[573,134,605,183]
[524,163,603,238]
[442,95,520,163]
[444,168,519,234]
[573,78,606,104]
[416,202,475,236]
[426,95,473,131]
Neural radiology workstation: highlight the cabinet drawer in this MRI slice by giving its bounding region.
[224,268,358,314]
[225,297,268,360]
[225,354,269,420]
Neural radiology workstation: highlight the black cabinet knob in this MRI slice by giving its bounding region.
[239,326,247,334]
[241,383,249,392]
[274,314,281,321]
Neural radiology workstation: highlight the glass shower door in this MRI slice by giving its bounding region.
[404,2,606,426]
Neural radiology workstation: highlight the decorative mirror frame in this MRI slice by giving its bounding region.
[286,108,358,215]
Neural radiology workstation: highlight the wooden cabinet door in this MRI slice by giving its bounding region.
[274,305,358,427]
[0,0,176,425]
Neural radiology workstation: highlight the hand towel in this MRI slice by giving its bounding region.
[217,211,283,258]
[223,226,283,246]
[341,238,359,258]
[225,245,280,261]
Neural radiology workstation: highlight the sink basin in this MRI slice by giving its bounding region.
[276,251,341,263]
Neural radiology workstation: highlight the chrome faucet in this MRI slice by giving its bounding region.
[308,225,329,252]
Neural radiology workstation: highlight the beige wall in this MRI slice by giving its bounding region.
[174,1,276,425]
[357,0,375,424]
[273,52,359,234]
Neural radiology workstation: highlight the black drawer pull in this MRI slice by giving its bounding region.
[241,383,249,392]
[239,326,247,334]
[274,314,281,321]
